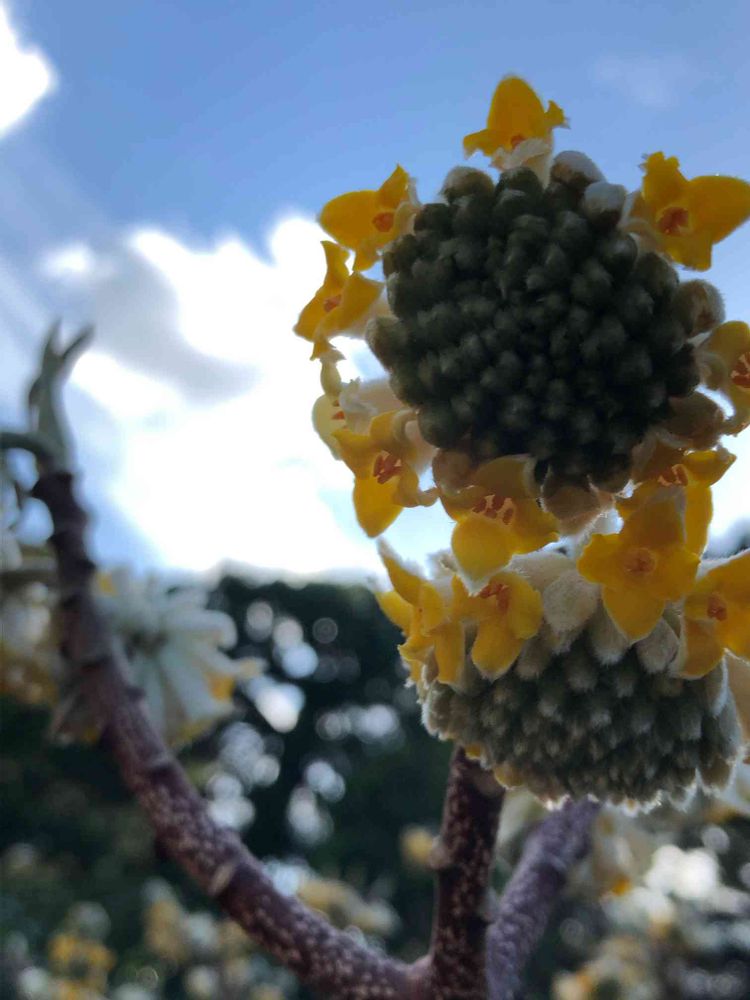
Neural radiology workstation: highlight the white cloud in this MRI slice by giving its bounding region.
[44,218,380,578]
[0,5,56,137]
[593,54,692,110]
[41,242,104,281]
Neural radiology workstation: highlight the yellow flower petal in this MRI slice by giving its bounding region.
[647,545,699,601]
[504,575,544,638]
[352,473,402,537]
[320,191,379,253]
[378,164,411,208]
[434,621,466,685]
[294,241,349,342]
[471,617,522,677]
[379,547,424,606]
[690,175,750,245]
[463,76,565,159]
[700,552,750,604]
[420,581,450,634]
[451,515,515,587]
[602,586,664,641]
[620,494,685,549]
[511,500,560,553]
[334,426,378,478]
[577,533,628,590]
[681,619,726,678]
[637,153,750,270]
[319,166,413,271]
[685,486,712,554]
[317,271,383,339]
[641,152,684,207]
[376,590,413,633]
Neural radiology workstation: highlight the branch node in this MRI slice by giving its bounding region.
[209,859,241,897]
[145,751,174,772]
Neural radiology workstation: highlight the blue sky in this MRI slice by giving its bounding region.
[1,0,749,579]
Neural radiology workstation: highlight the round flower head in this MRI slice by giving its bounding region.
[295,75,750,808]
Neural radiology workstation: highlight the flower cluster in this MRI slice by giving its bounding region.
[296,75,750,806]
[96,569,261,747]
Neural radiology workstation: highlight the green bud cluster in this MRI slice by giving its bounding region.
[370,166,700,486]
[422,633,740,807]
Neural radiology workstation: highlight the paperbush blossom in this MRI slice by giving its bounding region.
[319,164,418,271]
[295,74,750,807]
[699,320,750,433]
[97,569,260,747]
[627,153,750,271]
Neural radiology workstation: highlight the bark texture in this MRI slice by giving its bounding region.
[486,798,600,1000]
[421,749,505,999]
[32,468,413,1000]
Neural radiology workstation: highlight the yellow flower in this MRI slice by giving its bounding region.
[294,241,383,357]
[631,152,750,270]
[463,76,566,170]
[377,547,543,684]
[377,547,464,685]
[451,572,543,678]
[334,411,437,537]
[699,320,750,433]
[578,492,699,640]
[48,933,114,993]
[319,165,417,272]
[620,443,734,554]
[681,552,750,677]
[312,349,404,457]
[439,455,559,589]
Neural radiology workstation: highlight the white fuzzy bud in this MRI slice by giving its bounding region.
[551,150,605,189]
[543,570,599,633]
[635,619,679,674]
[588,605,631,664]
[674,280,725,335]
[512,550,574,592]
[581,181,627,224]
[516,636,553,680]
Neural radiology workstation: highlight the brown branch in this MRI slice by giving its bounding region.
[418,748,505,1000]
[32,467,414,1000]
[485,798,600,1000]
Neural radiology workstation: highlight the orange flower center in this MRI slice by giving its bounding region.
[471,494,516,524]
[731,351,750,391]
[323,294,342,313]
[657,206,691,236]
[509,134,525,149]
[623,547,657,576]
[707,592,728,621]
[478,581,511,613]
[372,211,395,233]
[657,463,690,487]
[373,451,403,485]
[331,398,345,421]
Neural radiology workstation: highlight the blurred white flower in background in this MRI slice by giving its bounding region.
[97,568,261,746]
